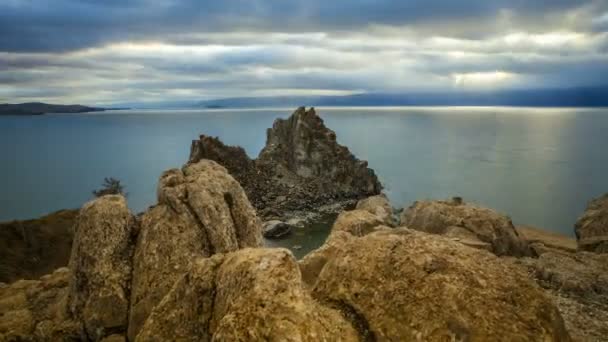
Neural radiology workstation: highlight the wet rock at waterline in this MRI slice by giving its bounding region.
[262,220,293,239]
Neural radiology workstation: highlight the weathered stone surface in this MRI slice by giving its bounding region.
[137,249,358,341]
[189,107,382,221]
[259,107,380,194]
[262,220,292,239]
[0,267,81,341]
[514,251,608,341]
[299,231,355,288]
[312,231,570,341]
[575,193,608,253]
[355,194,395,226]
[401,197,531,256]
[66,195,134,341]
[331,209,385,237]
[128,160,262,340]
[516,225,577,254]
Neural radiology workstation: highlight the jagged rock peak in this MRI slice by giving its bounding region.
[188,107,382,220]
[259,107,381,193]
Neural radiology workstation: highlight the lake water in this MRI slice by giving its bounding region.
[2,107,608,243]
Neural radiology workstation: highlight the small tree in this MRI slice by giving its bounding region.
[92,177,127,197]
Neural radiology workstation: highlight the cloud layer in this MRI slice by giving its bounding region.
[1,0,607,104]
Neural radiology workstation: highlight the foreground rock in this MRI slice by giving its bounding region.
[401,197,531,256]
[189,107,382,222]
[0,209,78,284]
[128,160,262,339]
[137,249,358,341]
[67,195,135,340]
[514,251,608,341]
[0,159,264,341]
[0,268,78,340]
[311,230,569,341]
[300,199,570,340]
[355,194,395,226]
[575,193,608,253]
[516,225,577,255]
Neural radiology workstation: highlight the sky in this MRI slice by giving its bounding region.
[1,0,608,105]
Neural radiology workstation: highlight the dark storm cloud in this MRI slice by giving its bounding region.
[1,0,607,103]
[1,0,606,52]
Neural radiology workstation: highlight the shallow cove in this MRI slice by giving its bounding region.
[263,214,338,259]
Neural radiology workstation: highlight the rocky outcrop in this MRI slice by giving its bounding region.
[66,195,135,341]
[401,197,531,257]
[355,194,395,226]
[514,251,608,341]
[189,107,382,221]
[128,160,262,339]
[137,249,358,341]
[575,193,608,253]
[0,209,78,283]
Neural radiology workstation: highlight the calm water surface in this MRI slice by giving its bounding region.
[2,107,608,250]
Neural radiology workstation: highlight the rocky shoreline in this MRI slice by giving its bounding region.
[1,107,607,341]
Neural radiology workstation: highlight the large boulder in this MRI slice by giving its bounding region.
[355,194,395,226]
[66,195,135,341]
[311,230,570,341]
[575,193,608,253]
[189,107,382,221]
[401,197,530,256]
[128,160,262,340]
[136,248,358,341]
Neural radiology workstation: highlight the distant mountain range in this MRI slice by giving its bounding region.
[0,102,107,115]
[195,86,608,109]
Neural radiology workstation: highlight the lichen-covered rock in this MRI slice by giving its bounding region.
[66,195,134,341]
[137,249,358,341]
[355,194,395,226]
[0,267,81,341]
[189,107,382,221]
[401,197,530,256]
[516,225,577,255]
[299,231,355,288]
[575,193,608,253]
[312,231,570,341]
[128,160,262,340]
[514,251,608,341]
[331,209,385,237]
[516,251,608,299]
